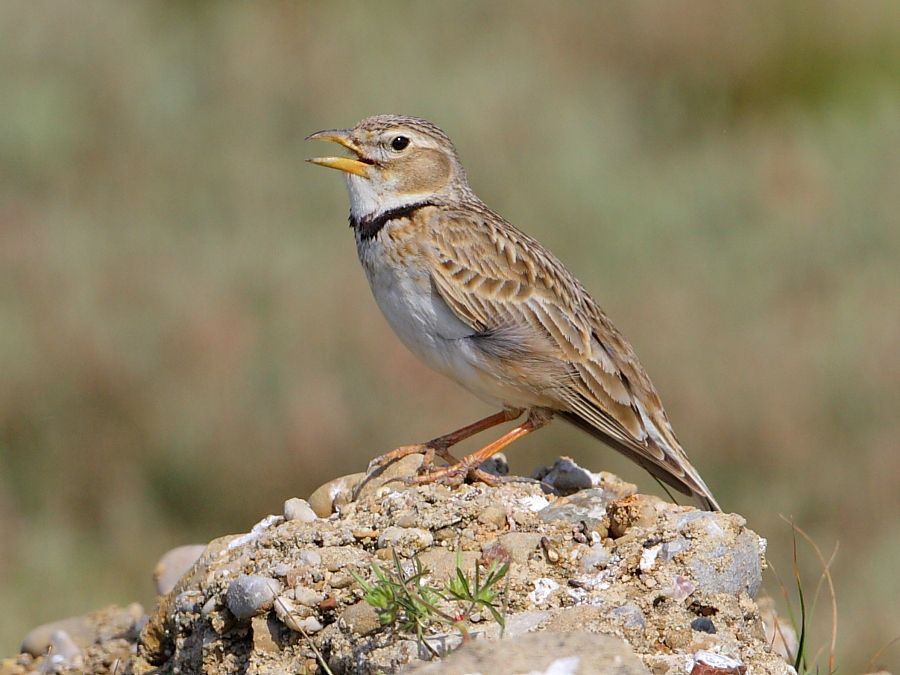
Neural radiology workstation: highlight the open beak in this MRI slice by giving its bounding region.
[306,129,372,178]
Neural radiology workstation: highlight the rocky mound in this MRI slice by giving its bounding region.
[2,455,797,674]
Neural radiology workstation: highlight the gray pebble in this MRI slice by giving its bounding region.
[690,530,762,597]
[533,456,595,494]
[660,536,691,561]
[608,603,646,630]
[283,498,318,523]
[226,575,283,620]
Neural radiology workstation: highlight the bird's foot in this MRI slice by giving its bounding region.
[404,461,499,488]
[367,442,458,475]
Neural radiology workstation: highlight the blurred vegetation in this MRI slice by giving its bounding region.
[0,1,898,669]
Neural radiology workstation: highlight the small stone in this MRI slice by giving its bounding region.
[532,456,595,494]
[478,452,508,476]
[293,586,325,607]
[540,536,560,563]
[21,618,93,657]
[395,511,418,528]
[608,494,660,538]
[329,572,353,589]
[660,536,691,561]
[690,651,746,675]
[690,530,763,597]
[251,615,279,653]
[298,550,322,568]
[377,526,433,554]
[341,601,382,636]
[38,631,82,672]
[225,575,282,620]
[495,532,543,565]
[417,550,481,582]
[527,578,560,605]
[691,617,717,634]
[581,544,611,571]
[477,505,508,529]
[538,487,619,531]
[153,544,206,596]
[308,472,366,517]
[283,498,318,523]
[608,603,646,630]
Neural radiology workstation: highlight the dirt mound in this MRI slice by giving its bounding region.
[2,455,795,674]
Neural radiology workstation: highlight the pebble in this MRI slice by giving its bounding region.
[153,544,206,596]
[495,532,543,565]
[532,456,596,494]
[37,631,82,673]
[660,536,691,561]
[416,549,481,582]
[225,575,283,620]
[377,526,433,554]
[329,572,353,589]
[21,618,93,657]
[283,498,318,523]
[580,544,611,571]
[608,495,660,538]
[608,603,646,630]
[477,505,508,529]
[537,488,616,531]
[308,472,366,517]
[527,578,560,604]
[691,617,717,634]
[690,651,746,675]
[689,530,762,597]
[298,549,322,568]
[478,452,509,476]
[340,601,382,636]
[293,586,324,607]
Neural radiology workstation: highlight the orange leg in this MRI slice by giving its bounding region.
[408,411,550,486]
[368,409,524,472]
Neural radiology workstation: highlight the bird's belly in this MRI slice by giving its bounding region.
[359,244,540,409]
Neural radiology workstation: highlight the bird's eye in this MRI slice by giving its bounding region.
[390,135,410,151]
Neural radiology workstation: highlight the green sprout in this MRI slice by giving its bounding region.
[350,549,510,657]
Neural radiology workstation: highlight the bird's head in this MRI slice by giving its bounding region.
[307,115,468,219]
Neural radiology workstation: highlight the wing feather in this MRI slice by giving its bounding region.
[424,205,719,510]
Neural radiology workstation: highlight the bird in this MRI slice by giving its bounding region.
[307,114,720,511]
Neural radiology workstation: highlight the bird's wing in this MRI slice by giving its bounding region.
[426,205,719,510]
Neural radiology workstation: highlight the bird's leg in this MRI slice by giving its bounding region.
[367,408,524,473]
[408,411,550,486]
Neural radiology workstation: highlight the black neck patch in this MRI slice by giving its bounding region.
[350,201,434,241]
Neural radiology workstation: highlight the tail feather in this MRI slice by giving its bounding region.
[559,411,721,511]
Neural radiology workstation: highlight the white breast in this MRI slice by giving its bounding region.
[356,229,538,409]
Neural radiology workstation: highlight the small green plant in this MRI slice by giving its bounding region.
[350,549,510,657]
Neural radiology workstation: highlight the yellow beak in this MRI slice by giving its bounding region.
[306,129,371,178]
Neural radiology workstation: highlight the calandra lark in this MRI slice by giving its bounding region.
[308,115,720,511]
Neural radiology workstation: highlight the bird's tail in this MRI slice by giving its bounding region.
[559,411,721,511]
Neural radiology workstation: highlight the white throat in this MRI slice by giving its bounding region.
[345,173,428,222]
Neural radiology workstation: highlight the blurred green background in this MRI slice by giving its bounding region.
[1,0,898,669]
